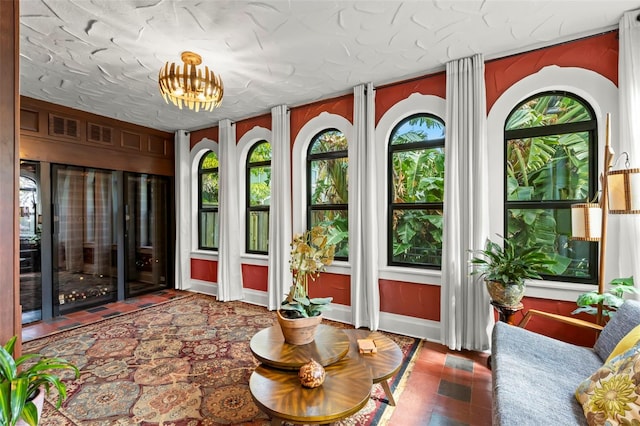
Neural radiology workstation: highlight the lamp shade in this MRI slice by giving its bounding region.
[608,168,640,214]
[571,203,602,241]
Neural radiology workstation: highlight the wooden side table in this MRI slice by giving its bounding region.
[343,329,402,406]
[491,301,524,325]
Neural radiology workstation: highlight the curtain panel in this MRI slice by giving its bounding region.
[351,83,380,330]
[217,119,244,301]
[617,9,640,284]
[441,54,493,351]
[174,130,191,290]
[268,105,293,310]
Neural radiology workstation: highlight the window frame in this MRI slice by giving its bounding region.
[306,128,349,261]
[245,140,271,255]
[387,113,445,270]
[198,150,219,251]
[503,90,599,284]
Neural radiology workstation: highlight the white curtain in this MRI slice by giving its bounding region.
[94,171,111,276]
[217,119,244,301]
[350,83,380,330]
[441,54,493,351]
[268,105,293,310]
[174,130,191,290]
[617,9,640,284]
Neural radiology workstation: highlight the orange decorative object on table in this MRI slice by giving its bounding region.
[298,358,326,388]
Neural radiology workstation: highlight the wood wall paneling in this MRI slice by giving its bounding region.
[19,97,175,176]
[0,0,20,345]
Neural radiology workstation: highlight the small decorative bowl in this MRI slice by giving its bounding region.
[298,358,325,388]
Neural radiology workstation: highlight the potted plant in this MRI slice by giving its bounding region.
[470,235,558,307]
[0,335,79,426]
[277,225,335,344]
[573,276,638,319]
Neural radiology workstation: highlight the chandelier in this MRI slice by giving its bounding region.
[158,51,224,112]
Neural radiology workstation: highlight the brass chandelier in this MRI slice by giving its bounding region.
[158,51,224,112]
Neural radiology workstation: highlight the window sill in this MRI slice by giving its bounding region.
[191,251,218,261]
[524,279,594,302]
[379,266,442,285]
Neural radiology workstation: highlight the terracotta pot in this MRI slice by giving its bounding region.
[485,280,525,307]
[276,310,322,345]
[16,387,45,426]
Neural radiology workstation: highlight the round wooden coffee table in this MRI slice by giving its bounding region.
[249,352,372,425]
[249,324,350,370]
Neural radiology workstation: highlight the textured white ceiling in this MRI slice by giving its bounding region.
[19,0,640,133]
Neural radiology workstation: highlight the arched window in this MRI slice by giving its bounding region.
[388,113,445,268]
[246,140,271,254]
[198,151,219,250]
[307,129,348,260]
[504,91,598,282]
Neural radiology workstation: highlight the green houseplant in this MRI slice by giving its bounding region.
[573,276,638,319]
[0,336,79,426]
[470,235,559,307]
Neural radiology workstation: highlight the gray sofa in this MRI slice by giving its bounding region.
[491,299,640,425]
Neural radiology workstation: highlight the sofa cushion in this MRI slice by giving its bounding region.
[576,342,640,425]
[594,300,640,361]
[605,323,640,363]
[492,322,603,426]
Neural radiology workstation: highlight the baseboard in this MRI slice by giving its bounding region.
[183,283,442,343]
[378,311,441,342]
[188,280,218,297]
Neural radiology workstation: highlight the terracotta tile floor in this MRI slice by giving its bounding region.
[22,290,493,426]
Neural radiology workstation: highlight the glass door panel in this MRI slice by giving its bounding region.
[52,166,117,314]
[125,173,169,296]
[19,161,42,324]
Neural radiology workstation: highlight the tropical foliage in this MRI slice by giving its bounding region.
[247,141,271,253]
[199,151,219,249]
[573,277,638,318]
[281,226,335,318]
[390,114,445,267]
[505,92,595,280]
[309,130,349,258]
[0,336,79,426]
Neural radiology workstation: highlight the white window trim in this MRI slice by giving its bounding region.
[237,126,272,259]
[191,138,219,259]
[375,93,446,285]
[487,65,618,301]
[292,111,353,274]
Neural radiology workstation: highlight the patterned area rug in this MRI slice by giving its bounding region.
[24,293,422,425]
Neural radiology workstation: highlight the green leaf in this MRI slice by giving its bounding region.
[10,377,28,425]
[20,400,38,426]
[0,381,11,426]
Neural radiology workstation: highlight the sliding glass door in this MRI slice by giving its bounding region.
[19,161,42,323]
[125,173,170,297]
[52,166,117,315]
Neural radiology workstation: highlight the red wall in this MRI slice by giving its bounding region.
[237,114,271,141]
[190,127,219,148]
[486,31,618,111]
[191,258,217,282]
[380,280,440,321]
[242,264,268,291]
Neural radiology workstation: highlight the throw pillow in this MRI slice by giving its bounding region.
[606,323,640,363]
[576,343,640,425]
